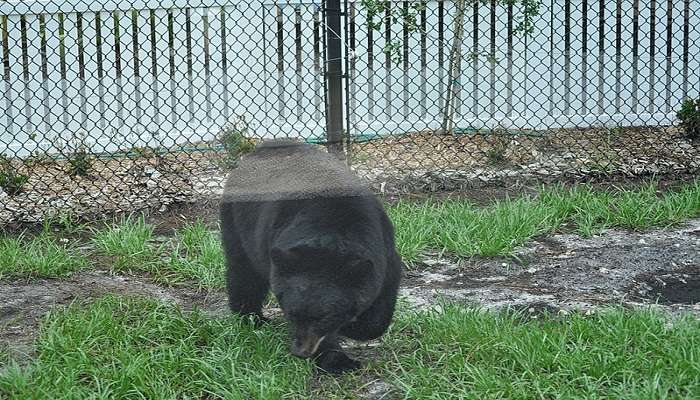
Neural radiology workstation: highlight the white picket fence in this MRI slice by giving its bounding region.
[0,0,699,157]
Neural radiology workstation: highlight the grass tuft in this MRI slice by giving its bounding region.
[0,232,87,279]
[156,221,226,288]
[91,214,157,270]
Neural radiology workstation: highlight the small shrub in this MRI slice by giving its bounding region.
[0,155,29,195]
[485,132,509,166]
[676,97,700,140]
[216,118,256,169]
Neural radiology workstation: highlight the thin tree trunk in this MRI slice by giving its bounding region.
[441,0,467,135]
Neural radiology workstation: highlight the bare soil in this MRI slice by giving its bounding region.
[400,218,700,315]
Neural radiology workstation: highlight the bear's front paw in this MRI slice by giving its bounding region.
[315,350,361,374]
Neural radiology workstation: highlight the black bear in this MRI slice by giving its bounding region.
[219,139,402,374]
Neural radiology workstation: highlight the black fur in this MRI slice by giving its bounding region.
[220,142,402,374]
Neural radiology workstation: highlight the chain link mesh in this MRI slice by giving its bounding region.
[0,0,697,223]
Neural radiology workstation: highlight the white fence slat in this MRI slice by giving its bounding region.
[171,8,191,142]
[7,15,27,147]
[601,0,617,117]
[525,1,552,127]
[140,9,159,143]
[186,7,209,136]
[652,0,668,115]
[98,10,121,152]
[617,0,635,119]
[667,0,685,109]
[78,12,100,149]
[509,2,528,123]
[205,5,223,131]
[491,3,508,120]
[23,15,44,146]
[150,9,172,147]
[550,0,566,117]
[687,1,700,100]
[423,0,443,124]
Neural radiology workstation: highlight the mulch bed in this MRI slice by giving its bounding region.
[1,126,698,224]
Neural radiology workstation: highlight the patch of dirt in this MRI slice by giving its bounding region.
[400,218,700,315]
[144,199,221,235]
[0,271,227,364]
[632,267,700,305]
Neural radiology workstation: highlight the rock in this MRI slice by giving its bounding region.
[143,166,161,178]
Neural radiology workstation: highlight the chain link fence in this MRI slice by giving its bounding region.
[0,0,698,223]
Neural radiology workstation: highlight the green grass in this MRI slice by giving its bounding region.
[157,220,226,288]
[91,214,157,270]
[389,180,700,262]
[2,297,699,399]
[0,232,88,279]
[380,305,700,399]
[0,295,311,399]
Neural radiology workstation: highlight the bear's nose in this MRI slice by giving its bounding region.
[290,330,325,358]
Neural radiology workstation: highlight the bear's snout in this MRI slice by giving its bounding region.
[290,329,326,358]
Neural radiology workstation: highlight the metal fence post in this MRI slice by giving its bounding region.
[324,0,345,158]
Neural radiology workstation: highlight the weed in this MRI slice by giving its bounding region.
[216,117,256,170]
[0,155,29,196]
[66,146,92,177]
[676,97,700,140]
[485,132,510,166]
[155,221,225,288]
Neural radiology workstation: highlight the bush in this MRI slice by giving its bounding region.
[216,118,256,169]
[0,155,29,196]
[676,98,700,140]
[67,146,92,177]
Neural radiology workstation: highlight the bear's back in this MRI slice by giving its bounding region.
[222,139,370,203]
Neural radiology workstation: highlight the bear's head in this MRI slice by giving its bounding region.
[270,240,380,358]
